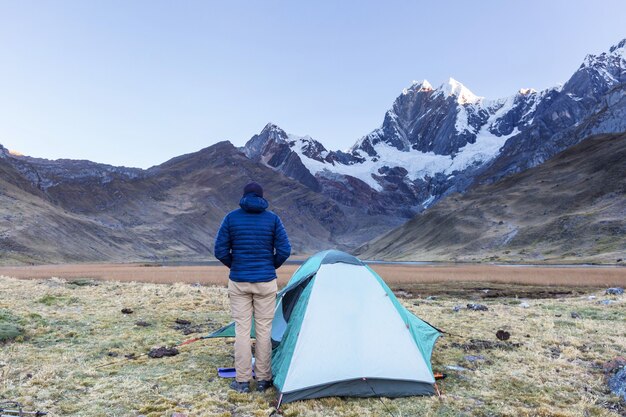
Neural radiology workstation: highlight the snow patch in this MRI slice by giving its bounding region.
[295,123,519,191]
[436,78,483,104]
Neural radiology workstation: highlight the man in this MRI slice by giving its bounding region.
[214,182,291,393]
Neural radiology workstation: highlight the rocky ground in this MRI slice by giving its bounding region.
[0,276,624,417]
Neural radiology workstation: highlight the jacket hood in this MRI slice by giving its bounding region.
[239,193,269,213]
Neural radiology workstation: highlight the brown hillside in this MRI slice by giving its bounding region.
[0,142,358,264]
[356,133,626,263]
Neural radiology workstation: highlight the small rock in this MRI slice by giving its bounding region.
[608,367,626,401]
[464,355,485,363]
[519,302,530,308]
[606,287,624,295]
[148,346,179,358]
[496,330,511,341]
[571,311,581,319]
[452,305,462,312]
[121,308,133,314]
[548,346,561,359]
[175,318,191,325]
[107,352,119,357]
[125,353,137,360]
[588,295,597,300]
[135,320,152,327]
[467,303,488,311]
[444,365,468,371]
[598,300,615,305]
[603,357,626,374]
[426,296,437,300]
[395,289,412,298]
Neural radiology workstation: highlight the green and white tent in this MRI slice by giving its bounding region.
[208,250,441,404]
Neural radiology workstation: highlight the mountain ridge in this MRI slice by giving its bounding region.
[1,39,624,264]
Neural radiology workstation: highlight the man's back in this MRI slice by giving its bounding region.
[214,191,291,282]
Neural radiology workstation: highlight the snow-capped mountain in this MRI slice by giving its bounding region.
[243,39,626,217]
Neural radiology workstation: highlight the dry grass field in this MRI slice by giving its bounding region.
[0,262,625,287]
[1,265,625,417]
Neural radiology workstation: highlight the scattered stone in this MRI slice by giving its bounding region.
[467,303,488,311]
[67,279,98,287]
[395,289,412,298]
[125,353,137,360]
[548,346,561,359]
[452,305,462,312]
[617,258,623,263]
[555,314,562,317]
[106,352,119,357]
[588,295,597,300]
[496,330,511,341]
[173,319,205,335]
[464,355,485,363]
[180,325,204,335]
[148,346,179,358]
[121,308,133,314]
[519,302,530,308]
[598,300,615,305]
[609,367,626,401]
[426,296,437,300]
[603,357,626,374]
[606,287,624,295]
[571,311,581,319]
[135,320,152,327]
[444,365,468,372]
[451,339,522,352]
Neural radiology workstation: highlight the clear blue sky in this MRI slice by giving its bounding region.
[0,1,624,168]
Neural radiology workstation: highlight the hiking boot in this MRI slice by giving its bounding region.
[257,380,273,392]
[230,380,250,393]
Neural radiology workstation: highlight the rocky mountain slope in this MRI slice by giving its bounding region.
[243,39,626,217]
[0,142,370,264]
[355,133,626,263]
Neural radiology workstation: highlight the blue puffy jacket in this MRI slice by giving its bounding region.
[214,193,291,282]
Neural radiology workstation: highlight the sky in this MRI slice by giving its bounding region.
[0,1,625,168]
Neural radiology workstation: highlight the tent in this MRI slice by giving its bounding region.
[208,250,441,405]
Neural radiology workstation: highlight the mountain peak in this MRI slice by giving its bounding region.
[609,38,626,54]
[436,77,482,104]
[582,38,626,68]
[261,122,287,135]
[402,79,433,95]
[518,88,537,95]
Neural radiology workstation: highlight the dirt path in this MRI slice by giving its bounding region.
[0,262,624,288]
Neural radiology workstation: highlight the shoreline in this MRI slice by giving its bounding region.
[1,262,625,287]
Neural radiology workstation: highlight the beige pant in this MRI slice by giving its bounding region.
[228,279,277,382]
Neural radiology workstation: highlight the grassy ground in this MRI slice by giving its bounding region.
[1,275,624,417]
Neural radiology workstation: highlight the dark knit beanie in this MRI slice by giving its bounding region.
[243,182,263,197]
